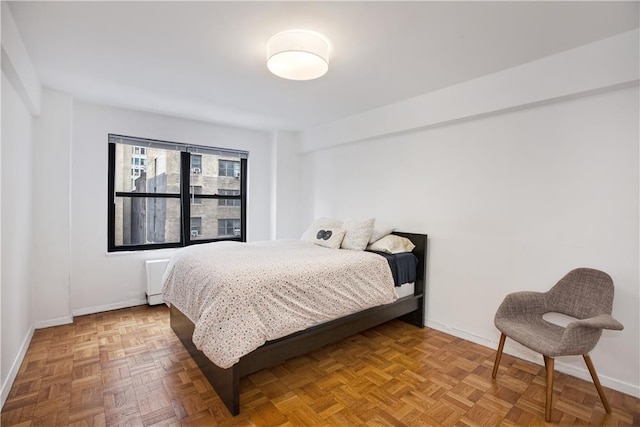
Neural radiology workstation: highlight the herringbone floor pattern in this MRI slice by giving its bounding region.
[2,305,638,426]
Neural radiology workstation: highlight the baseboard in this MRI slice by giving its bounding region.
[1,324,35,410]
[425,320,640,399]
[34,315,74,329]
[71,297,147,317]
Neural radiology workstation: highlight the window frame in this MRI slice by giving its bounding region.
[107,135,248,252]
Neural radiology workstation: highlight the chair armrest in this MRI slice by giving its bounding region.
[495,291,547,318]
[567,314,624,331]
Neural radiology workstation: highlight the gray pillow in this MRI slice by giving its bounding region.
[341,218,375,250]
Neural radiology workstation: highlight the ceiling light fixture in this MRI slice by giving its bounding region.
[267,30,330,81]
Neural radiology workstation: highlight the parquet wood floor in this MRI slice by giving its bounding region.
[2,305,638,426]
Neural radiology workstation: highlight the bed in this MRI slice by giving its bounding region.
[166,231,427,415]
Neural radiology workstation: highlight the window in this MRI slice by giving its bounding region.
[219,160,240,177]
[218,219,241,237]
[218,189,241,207]
[191,154,202,173]
[191,217,202,237]
[108,134,248,252]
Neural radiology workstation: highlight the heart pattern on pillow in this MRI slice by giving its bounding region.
[316,230,333,240]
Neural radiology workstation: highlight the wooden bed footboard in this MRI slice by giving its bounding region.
[170,232,427,415]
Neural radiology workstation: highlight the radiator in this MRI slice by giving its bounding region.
[145,259,170,305]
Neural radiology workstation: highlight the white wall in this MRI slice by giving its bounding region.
[31,89,73,328]
[1,71,35,404]
[296,30,640,398]
[298,85,639,396]
[0,3,42,407]
[270,130,301,239]
[68,102,274,315]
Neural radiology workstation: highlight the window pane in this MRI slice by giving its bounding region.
[190,217,202,237]
[218,189,241,207]
[114,144,181,193]
[189,199,241,240]
[189,154,241,202]
[218,159,241,178]
[190,154,202,173]
[114,197,181,246]
[218,219,241,238]
[190,154,241,195]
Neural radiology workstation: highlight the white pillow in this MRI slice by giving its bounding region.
[341,218,375,251]
[310,227,345,249]
[301,217,343,242]
[369,225,395,244]
[367,235,415,254]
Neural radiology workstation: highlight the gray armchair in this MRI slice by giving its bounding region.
[492,268,623,422]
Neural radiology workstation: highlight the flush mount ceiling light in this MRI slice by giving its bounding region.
[267,30,330,81]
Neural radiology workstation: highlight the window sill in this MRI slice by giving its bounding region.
[105,247,180,257]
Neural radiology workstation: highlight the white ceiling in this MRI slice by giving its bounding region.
[8,1,639,131]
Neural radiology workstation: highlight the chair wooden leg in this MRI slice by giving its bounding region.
[583,354,611,413]
[543,355,554,422]
[492,333,506,379]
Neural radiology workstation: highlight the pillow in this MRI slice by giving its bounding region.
[310,227,346,249]
[301,217,343,242]
[367,235,415,254]
[341,218,375,251]
[369,225,395,244]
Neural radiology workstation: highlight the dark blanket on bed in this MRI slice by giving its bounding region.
[368,251,418,286]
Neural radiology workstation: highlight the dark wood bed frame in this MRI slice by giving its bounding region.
[170,232,428,415]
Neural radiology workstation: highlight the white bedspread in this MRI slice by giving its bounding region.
[162,240,398,368]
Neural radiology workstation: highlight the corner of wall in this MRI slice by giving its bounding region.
[271,130,303,239]
[1,2,41,116]
[0,324,34,410]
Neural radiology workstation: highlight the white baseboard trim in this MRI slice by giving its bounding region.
[425,320,640,399]
[1,324,35,410]
[34,315,74,329]
[71,297,147,317]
